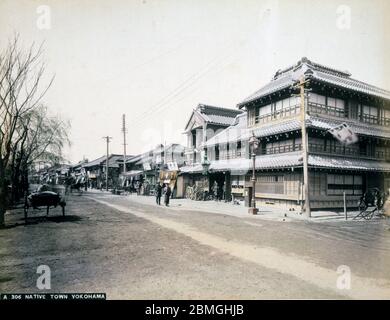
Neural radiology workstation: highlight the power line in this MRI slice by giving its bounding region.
[130,40,241,127]
[130,48,239,134]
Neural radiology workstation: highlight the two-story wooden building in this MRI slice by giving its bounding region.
[232,57,390,210]
[179,104,243,197]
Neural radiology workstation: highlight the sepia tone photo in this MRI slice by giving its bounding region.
[0,0,390,305]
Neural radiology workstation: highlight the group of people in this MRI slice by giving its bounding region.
[155,183,172,206]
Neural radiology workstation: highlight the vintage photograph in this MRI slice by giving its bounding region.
[0,0,390,304]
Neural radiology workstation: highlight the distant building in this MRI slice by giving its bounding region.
[81,154,134,189]
[120,143,186,196]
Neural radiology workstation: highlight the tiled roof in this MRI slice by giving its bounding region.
[238,57,390,108]
[135,156,153,165]
[127,154,142,164]
[249,119,301,140]
[179,164,204,173]
[185,104,243,130]
[255,152,302,169]
[238,75,292,107]
[205,114,390,148]
[210,158,250,173]
[181,154,390,173]
[83,154,123,168]
[121,170,143,177]
[199,104,243,118]
[308,155,390,172]
[205,118,301,146]
[209,152,303,172]
[313,71,390,100]
[308,116,390,139]
[153,143,186,154]
[205,113,247,146]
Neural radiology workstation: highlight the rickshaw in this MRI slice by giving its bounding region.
[24,185,66,220]
[354,188,386,220]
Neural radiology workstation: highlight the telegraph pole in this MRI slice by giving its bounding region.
[293,74,311,218]
[122,114,127,174]
[103,136,112,191]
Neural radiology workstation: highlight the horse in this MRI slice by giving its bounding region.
[65,176,85,194]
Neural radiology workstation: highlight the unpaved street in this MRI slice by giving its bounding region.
[1,191,390,299]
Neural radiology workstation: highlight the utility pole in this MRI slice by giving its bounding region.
[164,140,167,165]
[292,74,312,218]
[122,114,127,174]
[102,136,112,191]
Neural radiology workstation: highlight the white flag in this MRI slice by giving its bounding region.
[328,123,358,145]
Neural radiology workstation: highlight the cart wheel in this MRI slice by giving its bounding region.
[359,202,367,213]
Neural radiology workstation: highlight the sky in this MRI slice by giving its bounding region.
[0,0,389,163]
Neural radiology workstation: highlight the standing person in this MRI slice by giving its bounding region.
[164,184,172,206]
[156,183,162,205]
[212,181,218,200]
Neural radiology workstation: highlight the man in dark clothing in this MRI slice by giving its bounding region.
[156,183,162,205]
[164,185,172,206]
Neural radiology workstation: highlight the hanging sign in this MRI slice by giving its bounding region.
[328,123,358,145]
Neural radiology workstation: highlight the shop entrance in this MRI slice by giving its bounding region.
[209,172,226,200]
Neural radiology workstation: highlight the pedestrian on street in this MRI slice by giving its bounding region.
[156,182,162,205]
[212,181,218,201]
[164,184,172,206]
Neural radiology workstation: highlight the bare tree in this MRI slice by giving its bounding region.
[8,105,70,204]
[0,35,57,227]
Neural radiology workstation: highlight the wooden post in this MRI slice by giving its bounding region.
[103,136,112,191]
[299,76,311,218]
[344,191,347,220]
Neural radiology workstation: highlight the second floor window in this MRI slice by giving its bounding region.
[308,93,345,117]
[361,105,378,123]
[309,93,326,105]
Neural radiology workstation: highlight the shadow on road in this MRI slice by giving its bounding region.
[1,215,82,230]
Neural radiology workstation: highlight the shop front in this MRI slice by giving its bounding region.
[159,170,178,197]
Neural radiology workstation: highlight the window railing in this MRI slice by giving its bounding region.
[252,104,301,125]
[359,113,390,126]
[218,150,242,160]
[308,102,345,118]
[263,144,302,155]
[309,142,390,160]
[308,102,390,127]
[378,117,390,126]
[248,101,390,128]
[361,114,377,124]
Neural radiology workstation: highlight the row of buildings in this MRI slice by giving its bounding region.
[47,58,390,212]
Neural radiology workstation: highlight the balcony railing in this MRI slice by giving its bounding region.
[253,104,301,125]
[308,102,345,118]
[253,141,390,161]
[309,142,390,161]
[308,102,390,126]
[359,113,390,126]
[217,150,242,160]
[249,101,390,128]
[263,144,302,155]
